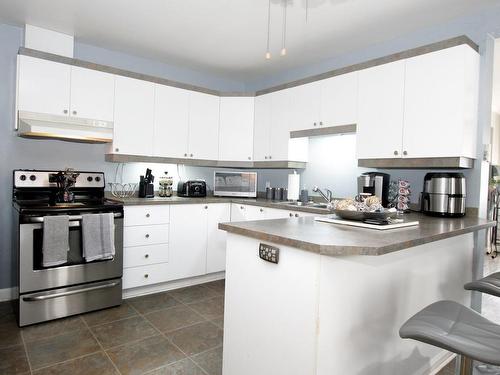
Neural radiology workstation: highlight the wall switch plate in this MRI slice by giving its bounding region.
[259,243,279,264]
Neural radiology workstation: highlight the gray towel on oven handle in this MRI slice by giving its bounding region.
[82,213,115,262]
[42,215,70,267]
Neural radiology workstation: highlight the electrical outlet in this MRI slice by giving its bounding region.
[259,243,279,264]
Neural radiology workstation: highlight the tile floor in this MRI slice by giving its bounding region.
[0,279,225,375]
[1,253,499,375]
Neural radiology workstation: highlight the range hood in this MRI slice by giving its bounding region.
[17,111,113,143]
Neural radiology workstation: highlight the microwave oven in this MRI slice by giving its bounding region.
[213,171,257,198]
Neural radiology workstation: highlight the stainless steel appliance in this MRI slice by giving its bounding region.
[213,171,257,198]
[177,180,207,197]
[421,172,466,217]
[357,172,390,207]
[13,169,124,326]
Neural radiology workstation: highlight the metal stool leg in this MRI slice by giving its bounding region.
[458,355,473,375]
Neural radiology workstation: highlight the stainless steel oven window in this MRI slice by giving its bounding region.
[19,216,123,293]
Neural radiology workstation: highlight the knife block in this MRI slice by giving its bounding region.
[139,182,154,198]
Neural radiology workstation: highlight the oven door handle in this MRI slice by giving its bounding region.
[24,212,123,223]
[22,281,120,301]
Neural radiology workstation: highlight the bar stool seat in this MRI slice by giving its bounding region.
[465,272,500,298]
[399,300,500,366]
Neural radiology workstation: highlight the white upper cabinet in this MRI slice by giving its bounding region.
[17,56,115,122]
[253,94,272,161]
[356,60,406,159]
[319,72,358,127]
[289,82,321,131]
[112,76,155,155]
[188,92,220,160]
[219,97,255,161]
[402,45,479,159]
[17,55,71,116]
[269,90,292,161]
[69,66,115,122]
[153,84,190,158]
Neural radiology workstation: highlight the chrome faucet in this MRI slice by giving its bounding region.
[313,186,333,207]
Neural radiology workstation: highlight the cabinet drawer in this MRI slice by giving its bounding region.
[123,263,173,289]
[124,205,170,226]
[124,243,169,269]
[123,224,169,247]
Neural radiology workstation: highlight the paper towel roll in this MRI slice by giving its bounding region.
[287,172,300,201]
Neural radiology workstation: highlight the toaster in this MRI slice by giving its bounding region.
[177,180,207,197]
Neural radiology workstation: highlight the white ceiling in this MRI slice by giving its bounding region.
[0,0,497,83]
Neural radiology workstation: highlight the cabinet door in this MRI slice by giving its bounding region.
[269,90,291,161]
[188,92,220,160]
[169,204,208,279]
[153,84,189,158]
[112,76,155,155]
[69,66,115,121]
[402,45,478,158]
[253,94,272,161]
[356,61,405,159]
[320,72,358,127]
[289,82,321,131]
[231,204,266,221]
[219,97,255,161]
[207,203,231,273]
[17,55,71,116]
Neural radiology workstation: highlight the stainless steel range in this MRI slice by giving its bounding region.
[13,169,124,326]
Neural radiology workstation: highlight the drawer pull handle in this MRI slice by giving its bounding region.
[289,213,293,217]
[145,254,149,258]
[146,213,150,218]
[260,208,264,212]
[145,234,150,238]
[295,213,299,217]
[204,205,208,209]
[144,274,149,278]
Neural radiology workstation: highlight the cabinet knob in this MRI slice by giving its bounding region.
[72,110,77,115]
[205,205,208,209]
[313,122,317,127]
[289,212,293,217]
[190,153,193,157]
[63,109,68,114]
[393,150,399,156]
[403,150,408,156]
[295,213,299,217]
[248,156,251,160]
[146,213,150,218]
[264,156,268,159]
[240,206,244,209]
[319,121,323,126]
[145,254,149,258]
[260,208,264,212]
[145,234,150,238]
[269,156,272,159]
[144,274,149,278]
[184,153,187,157]
[115,148,119,152]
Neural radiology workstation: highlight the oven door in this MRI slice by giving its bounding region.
[19,213,123,293]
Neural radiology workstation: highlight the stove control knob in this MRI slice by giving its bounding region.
[20,175,26,181]
[87,176,93,182]
[29,175,36,181]
[95,176,101,182]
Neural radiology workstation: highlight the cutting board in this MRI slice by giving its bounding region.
[314,216,419,230]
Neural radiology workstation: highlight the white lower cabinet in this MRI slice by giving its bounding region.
[123,243,169,269]
[123,224,169,247]
[231,204,320,221]
[207,204,231,274]
[123,263,173,289]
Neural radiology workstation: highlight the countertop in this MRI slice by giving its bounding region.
[218,213,495,256]
[107,195,331,215]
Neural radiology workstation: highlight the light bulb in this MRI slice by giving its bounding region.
[265,51,271,59]
[280,48,287,56]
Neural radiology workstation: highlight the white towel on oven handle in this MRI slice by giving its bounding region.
[82,213,115,262]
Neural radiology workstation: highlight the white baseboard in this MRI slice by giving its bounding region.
[122,272,225,299]
[0,287,18,302]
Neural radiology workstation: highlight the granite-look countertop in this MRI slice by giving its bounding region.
[107,195,331,214]
[218,213,495,256]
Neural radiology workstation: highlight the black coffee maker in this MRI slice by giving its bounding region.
[139,168,155,198]
[357,172,390,207]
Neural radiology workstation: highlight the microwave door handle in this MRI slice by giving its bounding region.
[22,281,120,301]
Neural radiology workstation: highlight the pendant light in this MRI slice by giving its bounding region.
[281,0,287,56]
[265,0,271,59]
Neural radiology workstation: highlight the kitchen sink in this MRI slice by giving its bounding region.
[278,201,330,209]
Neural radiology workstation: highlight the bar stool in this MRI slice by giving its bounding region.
[399,300,500,375]
[465,272,500,298]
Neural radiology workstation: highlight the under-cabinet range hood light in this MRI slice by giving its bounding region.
[17,111,113,144]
